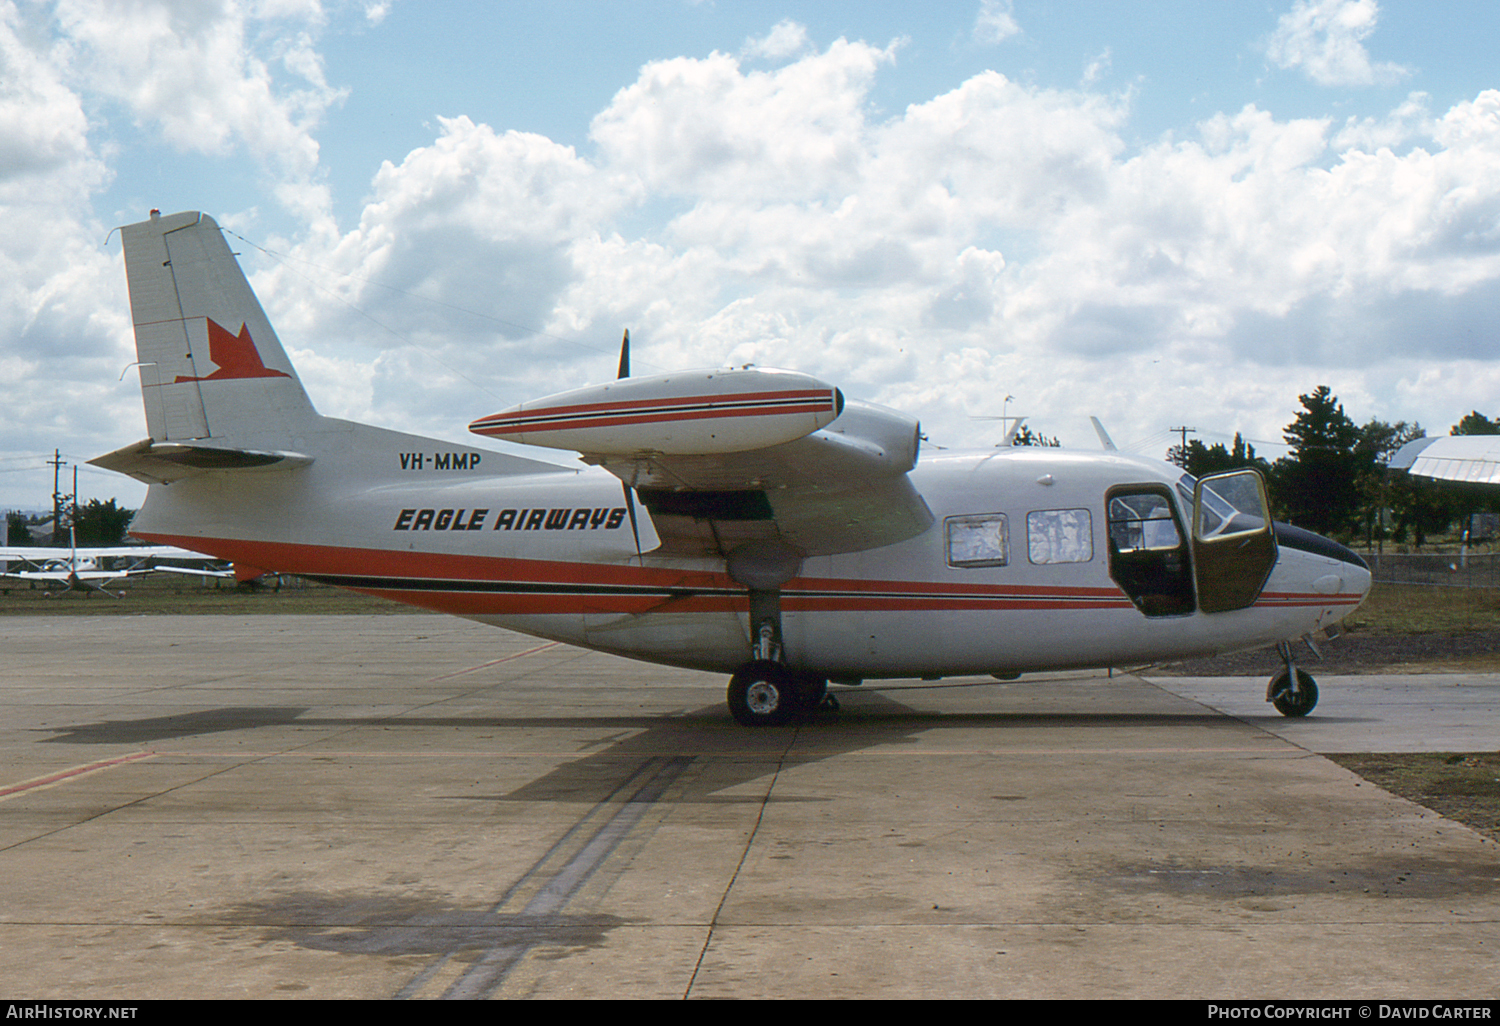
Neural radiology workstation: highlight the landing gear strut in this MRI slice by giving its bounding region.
[1267,640,1319,717]
[723,541,833,726]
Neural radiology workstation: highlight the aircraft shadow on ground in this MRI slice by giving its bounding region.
[34,685,1260,807]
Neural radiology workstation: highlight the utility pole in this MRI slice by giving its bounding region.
[1169,426,1197,451]
[48,449,66,545]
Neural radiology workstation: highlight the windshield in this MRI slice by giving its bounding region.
[1177,471,1266,539]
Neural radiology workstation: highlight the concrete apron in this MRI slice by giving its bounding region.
[0,615,1494,999]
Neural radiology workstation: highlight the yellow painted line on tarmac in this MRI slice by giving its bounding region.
[425,642,563,681]
[0,751,157,801]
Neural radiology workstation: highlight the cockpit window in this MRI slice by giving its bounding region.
[1177,471,1266,539]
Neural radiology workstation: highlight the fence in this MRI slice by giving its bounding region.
[1366,552,1500,588]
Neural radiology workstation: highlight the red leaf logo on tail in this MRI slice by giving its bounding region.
[173,319,291,383]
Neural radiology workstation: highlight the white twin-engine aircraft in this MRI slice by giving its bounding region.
[92,210,1371,724]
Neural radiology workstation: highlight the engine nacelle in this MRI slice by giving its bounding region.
[469,367,843,456]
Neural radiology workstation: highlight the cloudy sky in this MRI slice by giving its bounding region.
[4,0,1500,512]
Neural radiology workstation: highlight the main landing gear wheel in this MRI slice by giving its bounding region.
[728,661,797,726]
[1269,668,1319,717]
[727,663,833,725]
[797,673,829,714]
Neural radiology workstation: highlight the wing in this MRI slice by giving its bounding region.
[153,564,237,580]
[0,546,74,560]
[1390,436,1500,485]
[471,367,934,558]
[0,570,70,581]
[0,545,212,559]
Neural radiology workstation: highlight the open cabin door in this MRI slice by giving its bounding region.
[1191,470,1276,613]
[1106,486,1195,617]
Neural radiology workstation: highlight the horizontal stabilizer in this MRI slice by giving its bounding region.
[89,438,313,485]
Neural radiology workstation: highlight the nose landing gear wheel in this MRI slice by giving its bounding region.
[1269,668,1319,717]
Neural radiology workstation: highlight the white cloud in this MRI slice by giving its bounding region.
[0,4,91,184]
[265,37,1500,459]
[249,114,643,430]
[0,1,353,507]
[591,39,896,203]
[743,19,809,60]
[1265,0,1410,87]
[10,12,1500,510]
[1333,91,1432,150]
[1082,47,1112,88]
[973,0,1021,46]
[52,0,346,225]
[0,2,133,499]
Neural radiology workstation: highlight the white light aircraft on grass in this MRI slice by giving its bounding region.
[0,537,213,596]
[91,210,1371,724]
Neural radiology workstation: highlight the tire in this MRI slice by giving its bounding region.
[1270,668,1319,717]
[791,672,828,714]
[728,661,796,726]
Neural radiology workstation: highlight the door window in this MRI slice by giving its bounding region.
[1190,470,1277,613]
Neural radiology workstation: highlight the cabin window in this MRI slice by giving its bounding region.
[945,513,1008,567]
[1026,508,1093,564]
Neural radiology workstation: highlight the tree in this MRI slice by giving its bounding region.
[1011,424,1060,447]
[71,499,135,546]
[1353,418,1426,548]
[1169,433,1271,479]
[1391,477,1460,547]
[1452,410,1500,436]
[1271,386,1365,537]
[5,511,33,546]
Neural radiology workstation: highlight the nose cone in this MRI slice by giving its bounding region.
[1274,521,1373,608]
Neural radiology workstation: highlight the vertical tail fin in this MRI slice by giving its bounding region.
[119,210,318,448]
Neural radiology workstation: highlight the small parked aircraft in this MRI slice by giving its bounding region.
[0,536,206,595]
[92,210,1371,723]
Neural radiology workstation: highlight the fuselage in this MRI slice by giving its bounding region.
[127,421,1370,679]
